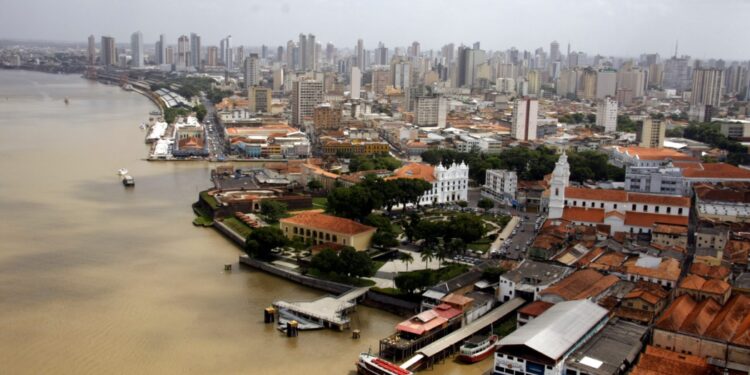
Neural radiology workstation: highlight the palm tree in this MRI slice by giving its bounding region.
[420,247,435,269]
[398,252,414,273]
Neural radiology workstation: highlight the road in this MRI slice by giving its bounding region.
[200,97,227,160]
[492,209,542,260]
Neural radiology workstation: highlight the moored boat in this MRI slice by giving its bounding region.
[356,353,413,375]
[457,334,499,363]
[122,175,135,187]
[117,168,129,176]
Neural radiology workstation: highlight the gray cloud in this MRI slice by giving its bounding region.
[1,0,749,59]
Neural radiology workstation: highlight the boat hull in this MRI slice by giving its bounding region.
[457,346,495,363]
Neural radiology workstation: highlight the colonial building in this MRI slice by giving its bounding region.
[548,152,691,235]
[388,162,469,206]
[279,212,376,251]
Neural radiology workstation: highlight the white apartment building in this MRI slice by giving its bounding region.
[511,97,538,141]
[482,169,518,203]
[291,79,324,126]
[414,95,447,128]
[596,97,618,133]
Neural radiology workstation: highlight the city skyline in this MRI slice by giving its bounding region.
[1,0,750,60]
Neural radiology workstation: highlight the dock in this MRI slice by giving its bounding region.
[272,287,370,331]
[401,297,524,370]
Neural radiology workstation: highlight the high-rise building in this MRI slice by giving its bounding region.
[220,36,232,69]
[596,97,618,133]
[248,86,272,113]
[414,95,447,128]
[371,66,391,95]
[595,70,617,99]
[638,118,665,148]
[285,40,295,67]
[325,43,335,64]
[190,33,201,68]
[130,31,143,68]
[261,45,268,60]
[350,66,361,100]
[458,46,486,88]
[272,65,284,92]
[235,46,244,68]
[244,54,260,88]
[691,68,724,107]
[87,35,96,65]
[206,46,218,66]
[277,46,284,63]
[156,34,166,65]
[441,43,454,64]
[291,79,324,126]
[356,39,364,70]
[550,41,560,62]
[511,97,538,141]
[177,35,189,67]
[663,56,691,91]
[392,60,411,89]
[410,41,420,57]
[527,70,541,95]
[617,68,646,98]
[298,33,316,71]
[100,36,116,66]
[165,46,174,65]
[374,42,388,65]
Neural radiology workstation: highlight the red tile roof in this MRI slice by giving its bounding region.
[656,294,750,346]
[628,193,691,207]
[624,257,681,282]
[518,301,554,317]
[562,207,605,223]
[614,146,699,162]
[539,269,620,301]
[653,223,688,235]
[387,163,436,183]
[630,345,711,375]
[677,162,750,179]
[280,212,376,235]
[565,187,628,202]
[689,263,731,281]
[624,212,689,228]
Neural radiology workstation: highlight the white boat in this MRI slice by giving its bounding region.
[356,353,413,375]
[122,175,135,187]
[117,168,128,176]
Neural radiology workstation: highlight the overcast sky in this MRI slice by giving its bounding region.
[2,0,749,60]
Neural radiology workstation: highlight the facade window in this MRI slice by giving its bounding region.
[678,208,683,214]
[600,203,604,208]
[643,205,648,212]
[614,203,618,209]
[632,204,637,211]
[667,207,672,213]
[573,201,577,206]
[655,206,660,213]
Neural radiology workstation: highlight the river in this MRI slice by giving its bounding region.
[0,70,487,375]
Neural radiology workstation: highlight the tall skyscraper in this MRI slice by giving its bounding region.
[663,56,691,91]
[130,31,144,68]
[356,39,364,70]
[165,46,174,65]
[441,43,454,64]
[391,60,410,89]
[298,33,307,71]
[691,68,724,107]
[291,79,324,126]
[206,46,218,67]
[458,46,486,88]
[550,40,560,62]
[410,41,420,57]
[261,45,268,60]
[157,34,166,65]
[285,40,295,67]
[350,66,361,100]
[511,97,538,141]
[325,42,335,64]
[527,70,541,95]
[177,35,189,67]
[87,35,96,65]
[595,70,617,99]
[374,42,388,65]
[100,36,116,66]
[638,118,665,148]
[190,33,201,69]
[596,97,618,133]
[244,54,260,88]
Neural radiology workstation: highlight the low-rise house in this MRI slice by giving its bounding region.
[516,300,554,328]
[615,281,669,324]
[618,255,681,288]
[652,294,750,371]
[279,212,376,251]
[630,345,712,375]
[675,274,732,305]
[538,269,621,304]
[651,223,688,249]
[498,260,571,302]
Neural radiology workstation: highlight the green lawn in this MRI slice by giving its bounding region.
[199,191,220,209]
[467,241,491,253]
[307,269,376,287]
[192,216,213,227]
[312,197,327,209]
[221,217,253,239]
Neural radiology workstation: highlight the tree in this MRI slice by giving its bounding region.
[478,198,495,210]
[260,200,288,223]
[398,252,414,272]
[456,201,468,208]
[339,247,375,278]
[310,248,344,274]
[244,227,288,259]
[307,179,323,191]
[586,113,596,123]
[420,247,435,269]
[193,104,207,122]
[365,213,398,248]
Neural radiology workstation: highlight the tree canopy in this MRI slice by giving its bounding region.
[260,200,288,223]
[326,176,432,219]
[683,121,749,165]
[349,154,402,172]
[310,247,375,279]
[244,226,288,260]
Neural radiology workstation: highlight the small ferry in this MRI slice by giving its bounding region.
[457,334,499,363]
[122,175,135,187]
[356,353,413,375]
[117,168,129,176]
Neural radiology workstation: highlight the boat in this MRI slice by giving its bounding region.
[122,175,135,187]
[356,353,413,375]
[457,334,499,363]
[117,168,129,176]
[64,97,69,105]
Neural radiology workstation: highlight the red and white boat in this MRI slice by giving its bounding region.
[457,334,499,363]
[356,353,413,375]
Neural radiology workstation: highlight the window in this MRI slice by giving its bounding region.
[614,203,618,209]
[643,205,648,212]
[678,208,683,214]
[573,200,577,206]
[632,204,637,211]
[667,207,671,214]
[600,203,604,208]
[655,206,660,213]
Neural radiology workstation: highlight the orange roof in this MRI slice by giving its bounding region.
[441,293,474,307]
[625,281,669,305]
[628,193,691,207]
[655,294,697,331]
[614,146,699,162]
[656,294,750,346]
[280,212,375,235]
[565,187,628,202]
[518,300,554,317]
[676,162,750,179]
[387,163,436,183]
[624,257,681,282]
[562,207,605,223]
[539,269,619,301]
[653,223,688,235]
[689,263,731,280]
[624,212,689,228]
[630,345,711,375]
[679,274,731,296]
[590,251,627,271]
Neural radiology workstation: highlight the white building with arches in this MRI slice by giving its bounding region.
[389,162,469,206]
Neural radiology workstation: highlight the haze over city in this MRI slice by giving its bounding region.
[2,0,750,59]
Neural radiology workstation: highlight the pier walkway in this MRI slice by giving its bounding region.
[401,297,524,370]
[272,287,370,331]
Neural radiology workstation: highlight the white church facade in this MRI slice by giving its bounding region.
[389,162,469,206]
